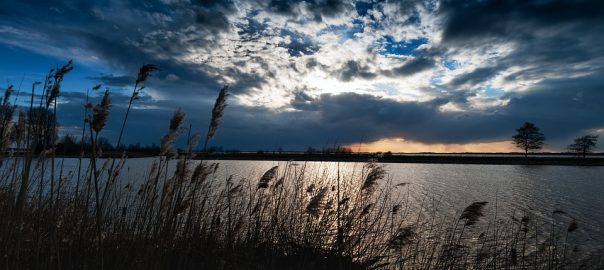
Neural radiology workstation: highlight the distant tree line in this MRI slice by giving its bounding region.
[55,134,160,156]
[512,122,598,158]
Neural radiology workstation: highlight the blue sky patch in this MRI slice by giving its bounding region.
[279,29,319,56]
[444,59,460,70]
[355,1,374,17]
[325,19,365,42]
[380,36,428,56]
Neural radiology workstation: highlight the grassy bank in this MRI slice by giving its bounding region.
[0,63,599,269]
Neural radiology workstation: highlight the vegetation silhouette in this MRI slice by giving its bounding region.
[512,122,546,158]
[568,135,598,158]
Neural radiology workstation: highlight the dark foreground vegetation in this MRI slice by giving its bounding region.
[0,63,601,269]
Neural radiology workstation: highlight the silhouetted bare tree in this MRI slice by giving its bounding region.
[512,122,545,157]
[568,135,598,158]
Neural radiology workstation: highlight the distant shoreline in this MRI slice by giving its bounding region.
[17,152,604,166]
[194,153,604,166]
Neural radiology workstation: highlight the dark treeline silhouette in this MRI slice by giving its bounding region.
[54,134,160,156]
[568,135,599,158]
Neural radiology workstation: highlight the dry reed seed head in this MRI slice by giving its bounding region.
[92,90,111,133]
[169,109,185,132]
[136,64,159,85]
[232,217,244,234]
[2,85,13,105]
[392,205,401,214]
[228,184,243,196]
[188,132,201,150]
[475,250,490,262]
[306,187,328,218]
[206,85,229,141]
[47,84,60,107]
[306,183,315,193]
[510,247,518,265]
[553,209,567,215]
[272,176,285,190]
[174,158,189,179]
[361,203,374,216]
[159,110,186,156]
[54,60,74,80]
[338,197,349,206]
[160,133,177,156]
[175,199,191,214]
[257,166,278,189]
[568,219,578,232]
[395,182,410,187]
[361,164,386,194]
[92,84,102,91]
[388,226,416,249]
[14,111,26,143]
[251,202,261,215]
[460,201,488,226]
[46,61,74,106]
[190,162,208,183]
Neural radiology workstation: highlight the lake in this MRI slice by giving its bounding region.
[10,157,604,259]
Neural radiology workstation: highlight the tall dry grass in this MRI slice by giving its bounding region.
[0,62,598,269]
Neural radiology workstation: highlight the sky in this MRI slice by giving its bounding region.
[0,0,603,152]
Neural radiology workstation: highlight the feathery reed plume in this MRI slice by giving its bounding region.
[459,201,488,226]
[92,90,111,133]
[136,64,159,85]
[553,209,567,215]
[169,109,185,131]
[338,197,349,206]
[2,85,13,105]
[190,162,210,184]
[273,176,285,189]
[361,164,386,194]
[567,219,578,232]
[229,183,243,196]
[306,183,315,193]
[205,85,229,146]
[160,109,185,156]
[306,187,328,218]
[361,203,374,216]
[14,111,26,144]
[46,60,73,107]
[257,166,278,189]
[395,182,410,187]
[92,84,102,91]
[388,226,415,249]
[510,248,518,265]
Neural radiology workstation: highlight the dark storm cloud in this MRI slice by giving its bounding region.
[441,0,604,42]
[211,71,604,149]
[265,0,352,21]
[440,0,604,113]
[87,75,135,87]
[278,29,320,56]
[336,60,378,81]
[440,0,604,76]
[382,57,435,77]
[448,66,501,87]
